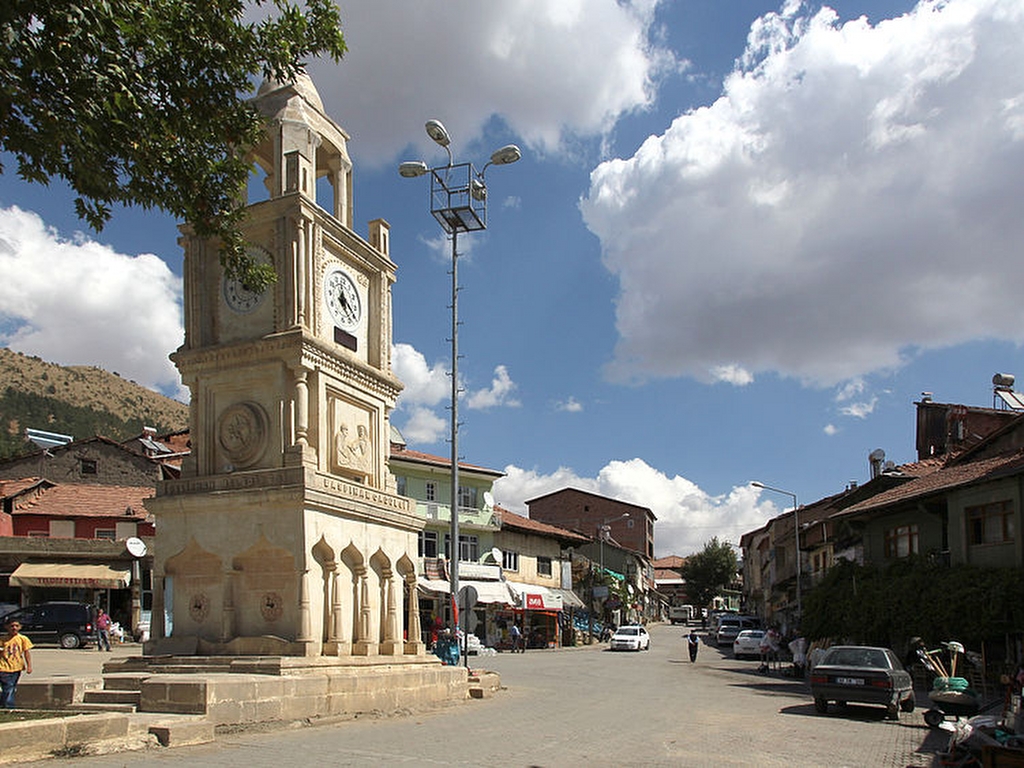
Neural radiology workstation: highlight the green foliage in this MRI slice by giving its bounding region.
[680,538,739,610]
[0,387,178,459]
[0,0,346,290]
[801,558,1024,649]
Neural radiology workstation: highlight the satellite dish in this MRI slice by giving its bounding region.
[491,547,502,564]
[483,491,495,508]
[125,537,147,558]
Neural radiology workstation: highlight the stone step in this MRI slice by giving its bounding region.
[102,673,149,691]
[84,689,142,707]
[67,701,137,713]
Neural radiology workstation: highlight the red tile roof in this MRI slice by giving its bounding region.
[653,555,686,569]
[839,448,1024,517]
[498,507,590,544]
[388,445,504,477]
[10,483,154,521]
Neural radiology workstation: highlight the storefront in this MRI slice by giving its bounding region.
[506,582,564,649]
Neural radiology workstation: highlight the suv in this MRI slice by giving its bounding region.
[0,602,96,648]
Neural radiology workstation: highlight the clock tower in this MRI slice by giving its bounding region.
[147,75,425,658]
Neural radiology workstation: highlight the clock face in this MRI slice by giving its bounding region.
[223,247,270,314]
[323,266,362,331]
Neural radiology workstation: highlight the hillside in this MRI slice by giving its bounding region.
[0,347,189,458]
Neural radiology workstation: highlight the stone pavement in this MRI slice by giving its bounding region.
[7,625,973,766]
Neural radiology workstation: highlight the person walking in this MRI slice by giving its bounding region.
[510,622,523,653]
[687,631,700,662]
[96,609,112,652]
[1,618,33,708]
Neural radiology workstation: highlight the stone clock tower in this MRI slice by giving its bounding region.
[146,75,425,658]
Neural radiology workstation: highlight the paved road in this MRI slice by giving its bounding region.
[27,624,950,767]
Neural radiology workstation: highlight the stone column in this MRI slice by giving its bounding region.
[352,566,376,656]
[297,569,315,656]
[404,573,425,655]
[221,569,236,643]
[379,570,401,655]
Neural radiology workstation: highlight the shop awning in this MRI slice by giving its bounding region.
[549,588,585,609]
[507,581,564,611]
[418,577,515,606]
[10,563,131,589]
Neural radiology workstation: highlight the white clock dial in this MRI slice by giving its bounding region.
[223,246,270,314]
[324,266,362,331]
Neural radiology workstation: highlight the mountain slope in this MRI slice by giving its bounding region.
[0,347,189,458]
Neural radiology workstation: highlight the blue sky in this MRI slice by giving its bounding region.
[2,0,1023,557]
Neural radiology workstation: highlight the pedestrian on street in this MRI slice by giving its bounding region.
[687,631,700,662]
[510,622,523,653]
[788,634,807,677]
[96,609,112,652]
[1,618,33,708]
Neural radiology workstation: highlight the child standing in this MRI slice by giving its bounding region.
[0,618,33,708]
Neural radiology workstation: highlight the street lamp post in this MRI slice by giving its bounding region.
[752,481,801,626]
[400,122,520,649]
[591,512,629,639]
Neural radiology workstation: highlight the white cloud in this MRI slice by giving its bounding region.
[711,364,754,386]
[835,378,866,402]
[467,365,521,410]
[392,343,449,407]
[400,406,448,445]
[307,0,678,165]
[493,458,776,556]
[839,397,879,419]
[0,206,184,396]
[556,396,584,413]
[581,0,1024,387]
[824,423,839,436]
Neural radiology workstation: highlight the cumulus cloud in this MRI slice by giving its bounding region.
[824,423,839,436]
[392,343,450,407]
[467,365,521,410]
[307,0,679,165]
[0,206,184,396]
[839,397,879,419]
[581,0,1024,387]
[493,458,777,556]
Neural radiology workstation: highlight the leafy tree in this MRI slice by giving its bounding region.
[680,538,738,611]
[0,0,346,290]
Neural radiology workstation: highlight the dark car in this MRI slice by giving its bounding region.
[810,645,915,720]
[0,601,96,649]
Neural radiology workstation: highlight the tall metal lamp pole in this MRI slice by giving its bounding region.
[752,481,801,625]
[400,123,520,649]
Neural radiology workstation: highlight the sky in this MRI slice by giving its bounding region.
[3,0,1024,558]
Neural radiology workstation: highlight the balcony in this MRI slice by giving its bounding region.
[415,501,500,529]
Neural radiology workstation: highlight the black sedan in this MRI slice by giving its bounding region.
[810,645,915,720]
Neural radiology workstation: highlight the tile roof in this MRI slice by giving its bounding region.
[0,477,49,497]
[498,507,590,543]
[652,555,686,569]
[388,445,504,477]
[10,482,155,521]
[838,448,1024,517]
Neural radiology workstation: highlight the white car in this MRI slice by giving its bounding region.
[733,629,766,660]
[610,625,651,651]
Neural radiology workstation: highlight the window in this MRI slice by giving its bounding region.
[967,500,1014,545]
[884,524,919,558]
[395,475,407,496]
[419,530,438,558]
[458,485,477,510]
[94,529,116,541]
[503,550,519,572]
[537,556,552,577]
[425,482,436,502]
[444,534,478,561]
[80,458,97,475]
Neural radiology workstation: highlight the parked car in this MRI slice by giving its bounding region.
[715,615,761,647]
[610,625,650,652]
[0,601,96,649]
[809,645,915,720]
[733,629,766,660]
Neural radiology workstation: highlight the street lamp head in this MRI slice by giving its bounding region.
[425,119,451,148]
[398,161,428,178]
[489,144,522,166]
[470,178,487,201]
